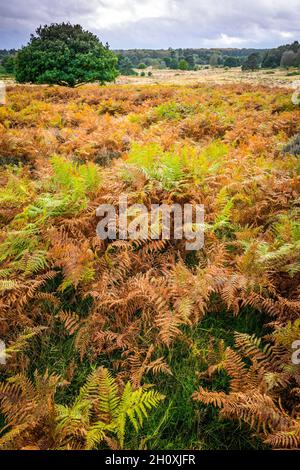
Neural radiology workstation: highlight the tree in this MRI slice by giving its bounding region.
[118,56,136,76]
[178,59,188,70]
[209,53,220,67]
[262,41,300,68]
[242,53,259,71]
[294,49,300,67]
[184,54,195,70]
[2,55,16,74]
[15,23,118,86]
[163,56,172,68]
[223,56,241,68]
[261,49,281,68]
[150,58,166,69]
[137,63,146,69]
[169,58,179,69]
[280,50,296,68]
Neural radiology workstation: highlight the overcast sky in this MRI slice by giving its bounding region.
[0,0,299,50]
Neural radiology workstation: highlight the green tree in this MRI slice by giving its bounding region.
[15,23,118,86]
[280,50,296,68]
[223,56,241,68]
[262,41,300,68]
[242,53,259,71]
[261,49,281,68]
[163,56,172,68]
[294,49,300,67]
[2,55,16,74]
[150,58,166,69]
[169,58,179,69]
[184,54,195,70]
[209,52,220,67]
[178,59,188,70]
[137,63,146,69]
[118,56,136,76]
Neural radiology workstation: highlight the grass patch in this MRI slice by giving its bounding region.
[127,309,268,450]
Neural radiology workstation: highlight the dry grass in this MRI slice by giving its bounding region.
[117,66,300,88]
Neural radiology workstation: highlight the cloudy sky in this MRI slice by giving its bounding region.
[1,0,299,50]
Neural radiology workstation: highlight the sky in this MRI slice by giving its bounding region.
[0,0,299,50]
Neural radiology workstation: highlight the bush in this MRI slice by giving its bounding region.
[286,71,300,76]
[15,23,118,86]
[178,59,188,71]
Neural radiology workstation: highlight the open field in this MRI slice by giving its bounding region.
[116,67,300,88]
[0,79,300,450]
[2,67,300,89]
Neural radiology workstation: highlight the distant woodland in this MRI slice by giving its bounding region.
[1,41,300,76]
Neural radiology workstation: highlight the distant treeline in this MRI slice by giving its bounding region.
[1,41,300,76]
[116,42,300,74]
[0,49,17,74]
[116,47,264,74]
[116,47,264,65]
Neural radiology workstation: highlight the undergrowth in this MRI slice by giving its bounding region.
[0,82,299,449]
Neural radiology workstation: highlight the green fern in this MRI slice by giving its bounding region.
[55,367,164,449]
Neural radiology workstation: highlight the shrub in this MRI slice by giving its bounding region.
[178,59,188,70]
[286,71,300,76]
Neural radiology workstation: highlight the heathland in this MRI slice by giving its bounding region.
[0,72,300,449]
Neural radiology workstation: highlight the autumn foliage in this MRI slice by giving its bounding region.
[0,81,299,449]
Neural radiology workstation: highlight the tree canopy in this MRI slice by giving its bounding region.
[242,53,260,71]
[15,23,118,86]
[262,41,300,68]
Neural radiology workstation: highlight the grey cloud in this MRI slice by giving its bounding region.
[0,0,299,49]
